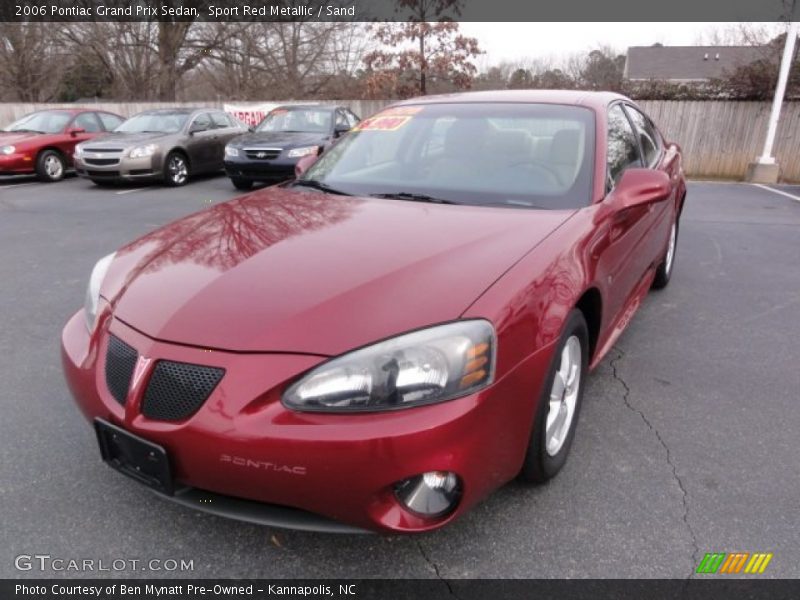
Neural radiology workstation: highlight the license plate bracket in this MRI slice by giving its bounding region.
[94,419,173,495]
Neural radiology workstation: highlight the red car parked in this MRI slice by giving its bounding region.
[0,109,124,182]
[61,91,686,533]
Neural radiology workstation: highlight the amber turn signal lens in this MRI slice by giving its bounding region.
[460,369,487,389]
[465,356,489,373]
[466,342,489,360]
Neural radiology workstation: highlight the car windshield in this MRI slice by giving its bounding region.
[256,108,332,134]
[300,103,596,210]
[114,112,189,134]
[4,111,72,134]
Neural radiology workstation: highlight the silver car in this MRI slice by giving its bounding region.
[74,108,249,186]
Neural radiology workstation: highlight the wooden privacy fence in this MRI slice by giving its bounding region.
[639,100,800,183]
[2,99,798,182]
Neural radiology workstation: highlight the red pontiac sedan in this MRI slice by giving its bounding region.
[61,91,686,533]
[0,109,124,182]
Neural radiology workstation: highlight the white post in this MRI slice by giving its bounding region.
[758,22,798,164]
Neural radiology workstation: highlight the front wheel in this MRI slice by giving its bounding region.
[163,151,189,187]
[36,150,66,182]
[652,220,678,289]
[519,309,589,483]
[231,177,253,191]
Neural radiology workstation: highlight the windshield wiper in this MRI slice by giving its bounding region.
[370,192,460,205]
[6,128,44,133]
[292,179,350,196]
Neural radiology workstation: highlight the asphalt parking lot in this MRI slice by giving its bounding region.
[0,174,798,579]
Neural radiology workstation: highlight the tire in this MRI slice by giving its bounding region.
[163,151,190,187]
[652,219,678,290]
[35,150,66,182]
[231,178,253,191]
[519,309,589,484]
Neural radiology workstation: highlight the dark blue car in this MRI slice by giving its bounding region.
[223,104,360,190]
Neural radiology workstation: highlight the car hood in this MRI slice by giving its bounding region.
[83,132,174,148]
[103,187,574,355]
[0,131,48,145]
[230,131,328,149]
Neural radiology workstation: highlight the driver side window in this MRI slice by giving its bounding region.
[191,113,212,132]
[335,110,350,131]
[607,104,642,188]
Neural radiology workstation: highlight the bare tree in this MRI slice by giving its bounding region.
[58,16,231,101]
[695,23,784,47]
[198,21,370,100]
[579,46,626,91]
[0,23,64,101]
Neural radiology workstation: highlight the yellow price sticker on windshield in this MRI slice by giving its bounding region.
[353,115,411,132]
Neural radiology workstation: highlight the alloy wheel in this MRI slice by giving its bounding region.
[664,222,677,276]
[44,155,64,180]
[545,335,582,456]
[168,155,188,185]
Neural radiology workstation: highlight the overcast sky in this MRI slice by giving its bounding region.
[459,22,784,68]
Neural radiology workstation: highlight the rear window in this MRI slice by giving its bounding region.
[98,113,124,131]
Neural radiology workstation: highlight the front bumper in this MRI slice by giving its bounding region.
[0,153,35,174]
[62,309,549,533]
[224,157,297,182]
[75,154,162,182]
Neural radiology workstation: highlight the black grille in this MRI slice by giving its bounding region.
[83,147,124,153]
[141,361,224,421]
[244,149,281,160]
[105,335,138,405]
[85,158,120,166]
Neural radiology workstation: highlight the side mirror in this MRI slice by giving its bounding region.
[189,123,207,135]
[295,154,319,178]
[613,168,671,211]
[67,127,86,137]
[334,125,349,138]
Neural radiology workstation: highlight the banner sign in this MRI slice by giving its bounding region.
[223,103,281,128]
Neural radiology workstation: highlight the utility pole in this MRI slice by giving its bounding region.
[746,21,799,183]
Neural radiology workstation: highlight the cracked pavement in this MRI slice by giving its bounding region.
[1,178,799,578]
[610,348,700,576]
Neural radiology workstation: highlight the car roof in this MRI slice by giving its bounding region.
[136,108,216,116]
[391,90,632,111]
[274,104,340,112]
[31,108,88,115]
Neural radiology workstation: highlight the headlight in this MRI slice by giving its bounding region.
[84,252,116,331]
[282,320,496,412]
[0,145,15,155]
[224,145,239,158]
[73,145,84,158]
[128,144,157,159]
[287,146,318,158]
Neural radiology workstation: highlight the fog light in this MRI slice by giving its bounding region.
[394,471,462,518]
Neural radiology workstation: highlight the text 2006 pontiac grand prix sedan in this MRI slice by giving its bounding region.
[62,91,686,533]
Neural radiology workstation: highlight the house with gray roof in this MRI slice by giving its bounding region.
[624,45,768,83]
